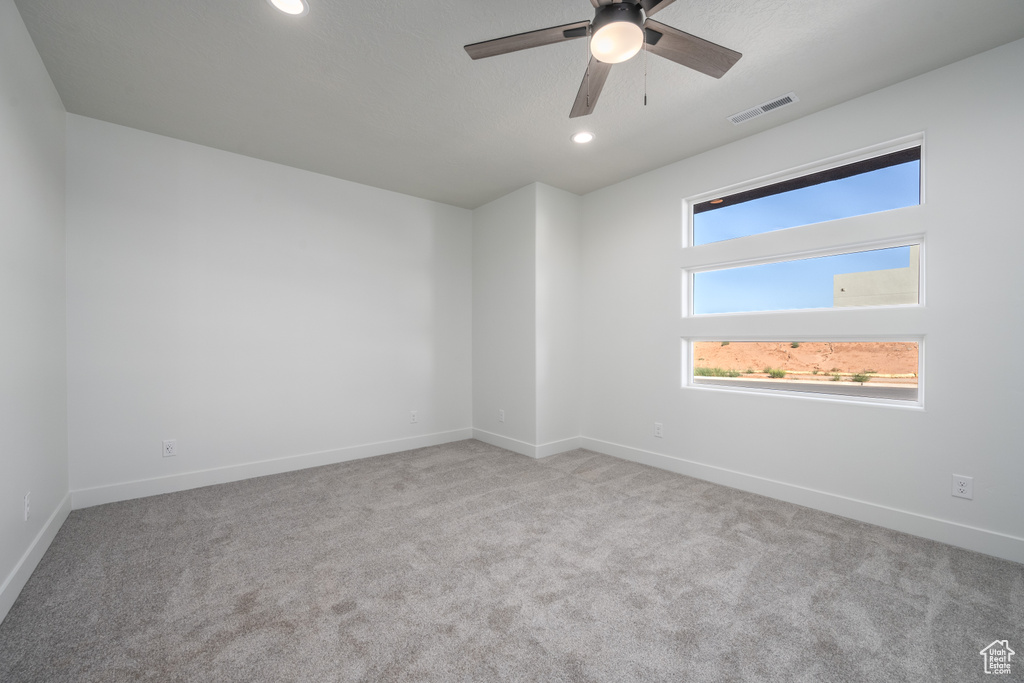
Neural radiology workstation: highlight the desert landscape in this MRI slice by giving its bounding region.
[693,341,918,385]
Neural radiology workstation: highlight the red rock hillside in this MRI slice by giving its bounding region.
[693,341,918,381]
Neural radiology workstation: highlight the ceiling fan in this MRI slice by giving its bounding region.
[464,0,742,118]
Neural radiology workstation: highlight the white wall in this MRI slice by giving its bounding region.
[535,184,581,452]
[471,183,582,457]
[579,38,1024,562]
[0,0,70,620]
[65,116,472,505]
[472,185,538,450]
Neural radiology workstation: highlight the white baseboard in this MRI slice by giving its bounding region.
[536,436,583,458]
[581,437,1024,565]
[472,429,581,459]
[472,429,539,457]
[0,492,71,624]
[71,429,473,510]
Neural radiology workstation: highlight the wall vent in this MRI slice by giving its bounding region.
[728,92,799,125]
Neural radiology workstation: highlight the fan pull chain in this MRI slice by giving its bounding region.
[643,29,648,107]
[586,25,592,108]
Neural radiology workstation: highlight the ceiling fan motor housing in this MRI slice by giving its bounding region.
[592,3,645,36]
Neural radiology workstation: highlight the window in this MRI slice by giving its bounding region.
[692,147,921,245]
[691,341,920,402]
[693,244,920,315]
[683,139,924,405]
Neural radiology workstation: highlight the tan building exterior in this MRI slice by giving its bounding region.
[833,245,919,307]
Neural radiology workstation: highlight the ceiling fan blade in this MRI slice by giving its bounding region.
[465,20,591,60]
[570,58,613,118]
[644,19,741,78]
[639,0,677,17]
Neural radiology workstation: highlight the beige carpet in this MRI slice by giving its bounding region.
[1,439,1021,682]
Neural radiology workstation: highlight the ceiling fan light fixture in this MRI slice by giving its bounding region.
[590,4,645,64]
[571,131,595,144]
[267,0,308,16]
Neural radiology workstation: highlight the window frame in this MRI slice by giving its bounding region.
[680,135,927,408]
[685,136,926,249]
[684,337,925,408]
[686,237,924,317]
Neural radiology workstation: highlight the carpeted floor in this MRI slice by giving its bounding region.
[1,439,1021,682]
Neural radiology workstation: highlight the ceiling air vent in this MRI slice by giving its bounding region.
[728,92,799,125]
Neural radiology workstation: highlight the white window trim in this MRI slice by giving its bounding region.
[680,134,927,408]
[686,236,925,318]
[684,132,926,248]
[683,337,926,409]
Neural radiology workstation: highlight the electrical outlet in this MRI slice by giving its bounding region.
[951,474,973,500]
[23,492,30,522]
[654,422,663,438]
[498,409,505,423]
[162,439,177,457]
[410,410,418,424]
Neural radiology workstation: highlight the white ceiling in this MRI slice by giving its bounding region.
[13,0,1024,209]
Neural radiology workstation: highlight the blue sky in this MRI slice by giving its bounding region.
[692,161,919,314]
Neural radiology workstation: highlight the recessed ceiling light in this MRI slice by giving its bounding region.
[571,132,594,144]
[710,198,724,204]
[267,0,308,16]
